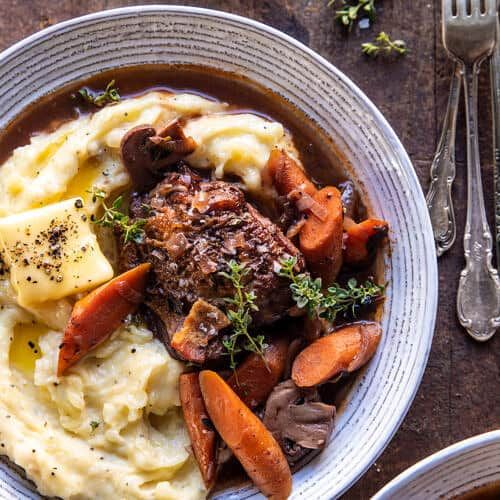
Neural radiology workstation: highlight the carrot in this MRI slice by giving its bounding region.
[199,370,292,500]
[57,263,151,376]
[344,218,389,265]
[179,372,217,490]
[267,149,316,197]
[292,321,381,388]
[299,186,343,284]
[227,337,288,408]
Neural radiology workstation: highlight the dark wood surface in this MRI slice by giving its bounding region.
[0,1,498,499]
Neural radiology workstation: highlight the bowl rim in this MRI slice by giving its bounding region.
[372,430,500,499]
[0,5,438,499]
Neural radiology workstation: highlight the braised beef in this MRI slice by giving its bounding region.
[263,379,335,468]
[120,169,305,360]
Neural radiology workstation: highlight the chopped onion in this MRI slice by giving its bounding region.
[286,218,306,239]
[292,191,328,221]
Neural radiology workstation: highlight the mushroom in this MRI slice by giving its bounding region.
[120,125,157,191]
[120,120,197,191]
[339,180,359,220]
[263,379,335,468]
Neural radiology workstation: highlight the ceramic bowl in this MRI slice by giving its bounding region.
[0,6,438,499]
[373,430,500,499]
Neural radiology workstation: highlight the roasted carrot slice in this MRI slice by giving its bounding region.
[267,149,316,197]
[299,186,343,284]
[292,321,381,388]
[199,370,292,500]
[57,263,151,376]
[179,372,218,490]
[227,337,288,408]
[344,218,389,265]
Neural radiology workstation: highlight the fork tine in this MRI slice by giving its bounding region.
[456,0,467,16]
[486,0,497,15]
[470,0,481,16]
[442,0,454,18]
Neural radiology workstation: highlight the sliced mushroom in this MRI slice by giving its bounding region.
[120,120,197,191]
[263,379,335,468]
[339,180,359,220]
[121,125,157,191]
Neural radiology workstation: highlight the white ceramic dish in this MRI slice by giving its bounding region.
[0,6,438,500]
[373,430,500,499]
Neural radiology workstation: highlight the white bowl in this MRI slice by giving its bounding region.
[373,431,500,499]
[0,6,438,500]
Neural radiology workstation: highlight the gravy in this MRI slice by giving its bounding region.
[0,64,348,188]
[454,481,500,500]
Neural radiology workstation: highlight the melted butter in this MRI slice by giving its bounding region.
[10,322,48,375]
[64,157,102,203]
[25,158,101,210]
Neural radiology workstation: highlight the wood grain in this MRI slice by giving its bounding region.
[0,1,498,499]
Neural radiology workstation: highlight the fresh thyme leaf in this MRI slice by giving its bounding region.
[219,260,266,370]
[362,31,407,57]
[92,194,146,243]
[278,256,384,322]
[278,257,323,318]
[86,186,106,203]
[329,0,376,31]
[78,80,121,107]
[140,203,155,216]
[90,421,99,431]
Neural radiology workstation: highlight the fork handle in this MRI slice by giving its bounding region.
[457,62,500,341]
[426,64,461,256]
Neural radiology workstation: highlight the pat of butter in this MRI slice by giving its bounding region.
[0,198,113,305]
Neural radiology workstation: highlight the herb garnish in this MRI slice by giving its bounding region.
[328,0,376,30]
[278,256,384,322]
[92,194,146,244]
[219,260,266,370]
[78,80,121,107]
[87,186,106,203]
[362,32,407,57]
[90,421,99,431]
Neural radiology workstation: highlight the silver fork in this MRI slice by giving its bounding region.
[426,63,461,257]
[443,0,500,341]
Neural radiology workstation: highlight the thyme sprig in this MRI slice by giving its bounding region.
[78,80,121,107]
[278,256,384,322]
[362,31,407,57]
[92,194,146,244]
[219,260,266,370]
[328,0,376,30]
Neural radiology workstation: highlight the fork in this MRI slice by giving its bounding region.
[443,0,500,341]
[426,63,461,257]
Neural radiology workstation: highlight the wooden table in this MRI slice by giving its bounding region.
[0,1,498,498]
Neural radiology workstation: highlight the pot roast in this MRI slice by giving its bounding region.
[120,167,304,362]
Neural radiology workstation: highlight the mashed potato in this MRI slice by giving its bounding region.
[0,90,296,499]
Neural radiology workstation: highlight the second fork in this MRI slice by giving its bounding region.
[442,0,500,340]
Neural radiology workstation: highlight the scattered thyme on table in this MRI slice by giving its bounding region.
[362,31,407,57]
[328,0,376,31]
[327,1,407,57]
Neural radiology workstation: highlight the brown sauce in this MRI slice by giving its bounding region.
[0,64,348,189]
[454,481,500,500]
